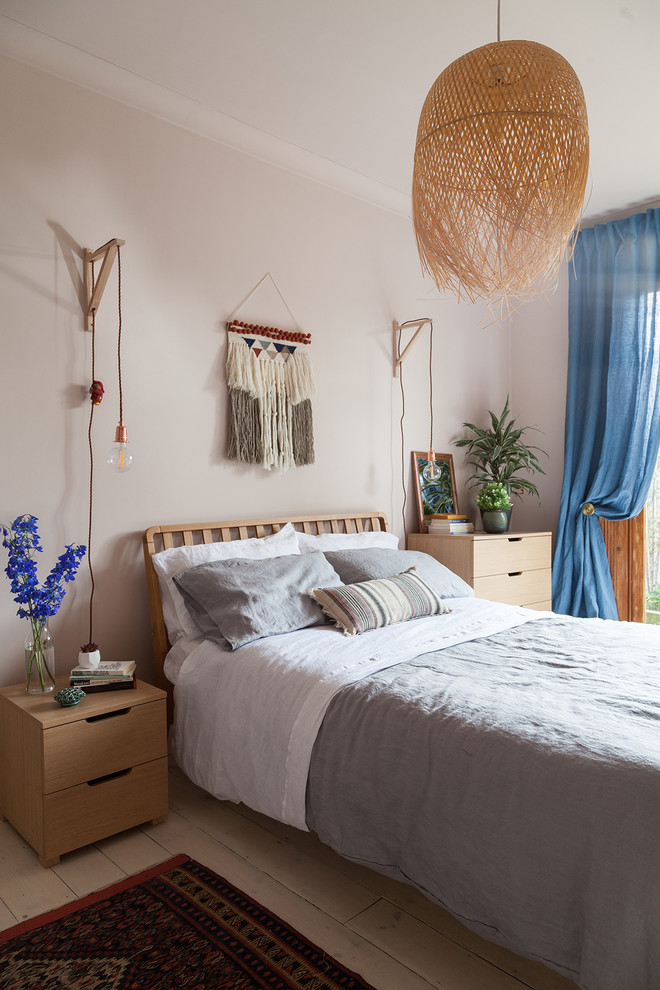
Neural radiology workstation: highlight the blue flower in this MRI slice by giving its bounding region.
[1,515,86,622]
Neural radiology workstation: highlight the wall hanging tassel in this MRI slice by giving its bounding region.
[226,320,315,471]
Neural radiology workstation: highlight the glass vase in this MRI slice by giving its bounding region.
[25,621,56,694]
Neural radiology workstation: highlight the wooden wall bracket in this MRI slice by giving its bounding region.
[392,318,432,377]
[84,238,125,332]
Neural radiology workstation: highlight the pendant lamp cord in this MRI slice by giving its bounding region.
[116,245,124,426]
[398,320,435,541]
[428,323,434,456]
[87,264,97,647]
[497,0,501,41]
[398,334,408,541]
[85,245,124,648]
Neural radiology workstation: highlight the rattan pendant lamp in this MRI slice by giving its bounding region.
[412,3,589,305]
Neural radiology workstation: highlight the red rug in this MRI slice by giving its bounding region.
[0,854,378,989]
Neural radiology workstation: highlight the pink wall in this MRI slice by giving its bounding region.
[0,56,568,686]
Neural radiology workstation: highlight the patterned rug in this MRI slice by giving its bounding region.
[0,855,378,989]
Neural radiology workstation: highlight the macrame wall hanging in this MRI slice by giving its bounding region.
[225,274,315,471]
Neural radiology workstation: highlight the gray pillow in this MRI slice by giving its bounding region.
[323,548,474,598]
[173,551,342,650]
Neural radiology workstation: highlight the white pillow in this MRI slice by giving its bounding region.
[152,522,300,642]
[296,529,399,553]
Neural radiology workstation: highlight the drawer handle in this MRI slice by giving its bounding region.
[87,767,132,786]
[85,707,130,723]
[507,537,522,542]
[508,571,523,578]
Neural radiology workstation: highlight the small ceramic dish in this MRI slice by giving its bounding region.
[54,686,87,707]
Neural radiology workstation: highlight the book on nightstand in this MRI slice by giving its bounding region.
[430,513,469,520]
[69,660,137,692]
[70,660,136,679]
[427,516,474,534]
[70,675,137,693]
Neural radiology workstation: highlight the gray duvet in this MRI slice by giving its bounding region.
[306,615,660,990]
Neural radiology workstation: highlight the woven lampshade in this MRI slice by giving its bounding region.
[412,40,589,304]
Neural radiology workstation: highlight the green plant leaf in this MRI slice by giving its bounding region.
[453,395,548,502]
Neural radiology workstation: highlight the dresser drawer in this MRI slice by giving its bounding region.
[43,756,169,862]
[44,699,167,793]
[473,533,551,578]
[474,568,552,606]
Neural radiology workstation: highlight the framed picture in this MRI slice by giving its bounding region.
[412,451,459,533]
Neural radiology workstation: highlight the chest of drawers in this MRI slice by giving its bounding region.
[0,677,168,867]
[408,531,552,609]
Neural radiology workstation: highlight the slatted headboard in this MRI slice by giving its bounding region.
[142,511,389,720]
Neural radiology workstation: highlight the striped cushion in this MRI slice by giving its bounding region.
[310,567,451,636]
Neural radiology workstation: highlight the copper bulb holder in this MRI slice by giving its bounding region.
[114,423,128,444]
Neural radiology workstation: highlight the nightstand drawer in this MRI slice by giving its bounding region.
[474,568,552,606]
[43,756,168,862]
[407,531,552,610]
[44,699,167,793]
[473,534,551,577]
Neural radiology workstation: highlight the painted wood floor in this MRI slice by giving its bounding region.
[0,760,578,990]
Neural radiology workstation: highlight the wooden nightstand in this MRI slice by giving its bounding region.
[0,677,168,867]
[408,531,552,610]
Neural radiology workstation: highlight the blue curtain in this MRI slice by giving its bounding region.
[552,208,660,618]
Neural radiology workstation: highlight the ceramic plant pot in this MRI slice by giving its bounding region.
[480,508,512,534]
[77,648,101,669]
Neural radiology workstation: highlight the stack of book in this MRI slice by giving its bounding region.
[427,513,474,534]
[69,660,137,693]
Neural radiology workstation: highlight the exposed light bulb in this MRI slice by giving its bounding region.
[108,423,134,472]
[422,449,436,482]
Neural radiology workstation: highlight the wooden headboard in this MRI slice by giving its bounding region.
[142,511,389,720]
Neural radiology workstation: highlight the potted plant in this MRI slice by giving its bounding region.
[476,482,513,533]
[78,642,101,669]
[453,396,548,530]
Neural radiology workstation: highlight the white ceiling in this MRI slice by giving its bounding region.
[1,0,659,221]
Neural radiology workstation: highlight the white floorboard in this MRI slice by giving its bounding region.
[0,760,579,990]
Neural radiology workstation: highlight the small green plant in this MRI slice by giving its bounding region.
[453,395,547,502]
[646,584,660,612]
[476,482,513,511]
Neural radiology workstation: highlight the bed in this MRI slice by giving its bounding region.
[143,511,660,990]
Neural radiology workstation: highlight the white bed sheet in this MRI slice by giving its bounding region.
[163,636,204,683]
[168,597,548,830]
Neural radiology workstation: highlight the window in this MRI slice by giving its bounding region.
[646,462,660,623]
[603,287,660,623]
